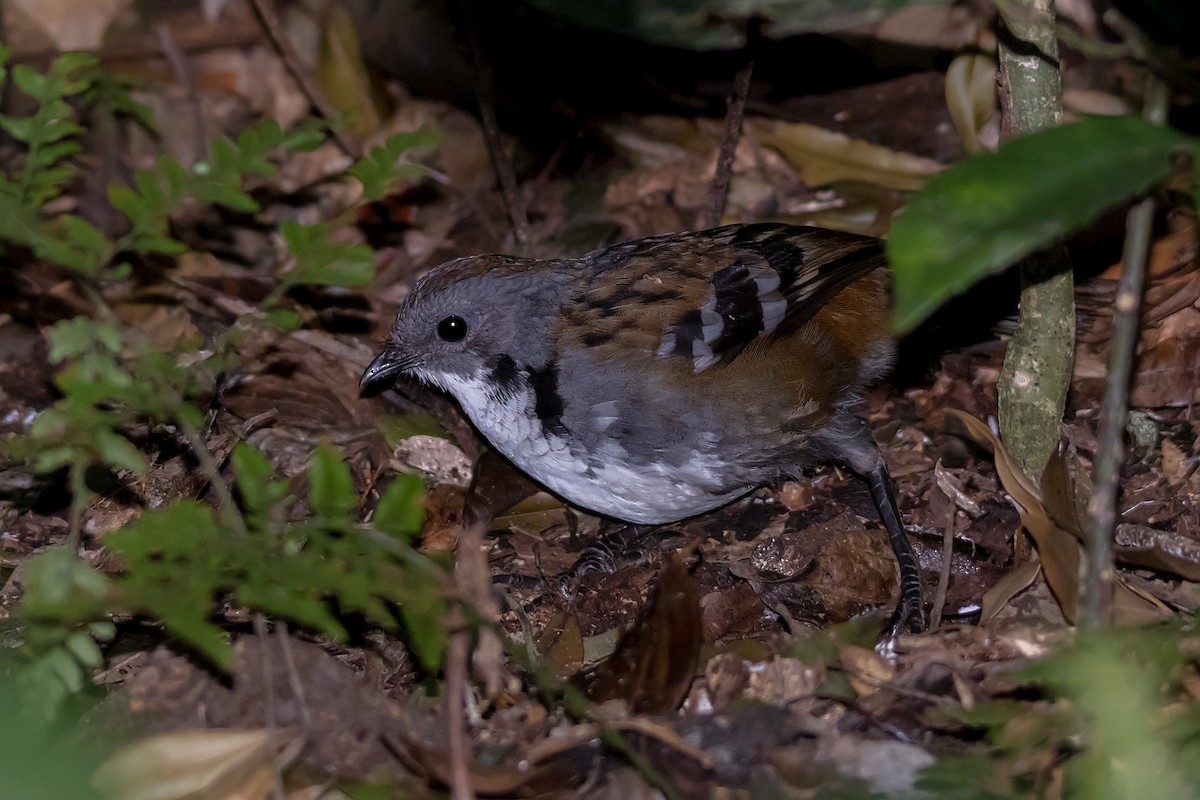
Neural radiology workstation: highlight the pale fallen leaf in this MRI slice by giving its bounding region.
[751,119,944,191]
[8,0,132,50]
[91,728,305,800]
[838,644,894,698]
[1115,524,1200,582]
[945,30,998,154]
[1162,439,1193,488]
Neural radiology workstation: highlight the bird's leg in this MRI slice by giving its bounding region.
[830,416,926,635]
[865,461,926,634]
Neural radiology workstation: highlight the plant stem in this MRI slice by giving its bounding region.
[1080,76,1170,629]
[700,59,753,229]
[181,418,246,535]
[996,0,1074,483]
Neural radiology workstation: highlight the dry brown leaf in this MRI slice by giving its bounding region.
[945,410,1081,621]
[317,4,386,138]
[1115,524,1200,582]
[980,558,1041,623]
[838,644,895,698]
[946,410,1174,626]
[539,610,586,678]
[751,119,944,191]
[385,732,570,796]
[91,728,304,800]
[585,550,702,714]
[1162,440,1193,488]
[491,491,568,533]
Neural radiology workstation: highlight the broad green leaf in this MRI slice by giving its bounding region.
[397,570,448,670]
[105,501,234,667]
[888,116,1195,333]
[105,501,220,561]
[63,632,104,670]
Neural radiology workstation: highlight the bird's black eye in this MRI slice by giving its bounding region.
[437,315,467,342]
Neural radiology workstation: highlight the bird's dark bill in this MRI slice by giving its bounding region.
[359,348,413,397]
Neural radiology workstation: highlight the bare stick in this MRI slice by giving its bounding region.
[248,0,359,158]
[930,469,956,629]
[252,615,287,800]
[456,5,529,246]
[700,60,753,229]
[446,625,475,800]
[1080,75,1170,629]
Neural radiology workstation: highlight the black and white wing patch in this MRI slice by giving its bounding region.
[658,224,885,372]
[657,257,788,370]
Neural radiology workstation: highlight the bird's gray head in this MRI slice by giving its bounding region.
[360,254,573,397]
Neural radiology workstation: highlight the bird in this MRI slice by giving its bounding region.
[361,222,925,633]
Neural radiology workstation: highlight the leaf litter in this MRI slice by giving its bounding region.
[0,2,1198,798]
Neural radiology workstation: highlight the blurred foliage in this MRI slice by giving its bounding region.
[0,50,448,724]
[0,670,102,799]
[919,624,1200,798]
[888,116,1195,333]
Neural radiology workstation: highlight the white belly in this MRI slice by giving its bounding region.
[445,373,747,524]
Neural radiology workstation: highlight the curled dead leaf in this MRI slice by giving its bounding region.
[945,409,1171,626]
[584,549,703,714]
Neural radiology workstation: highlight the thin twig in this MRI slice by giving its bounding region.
[930,464,956,629]
[274,621,313,726]
[455,2,529,246]
[446,626,475,800]
[180,418,246,535]
[1080,75,1171,629]
[248,0,359,158]
[154,22,207,165]
[700,60,754,229]
[253,615,288,800]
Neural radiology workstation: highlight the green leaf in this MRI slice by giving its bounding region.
[308,443,356,520]
[63,632,104,670]
[378,412,448,446]
[94,427,147,474]
[105,501,234,668]
[280,221,374,287]
[888,116,1196,333]
[265,308,302,331]
[19,546,110,623]
[47,318,122,362]
[372,474,424,540]
[231,443,289,525]
[348,128,439,201]
[398,571,448,670]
